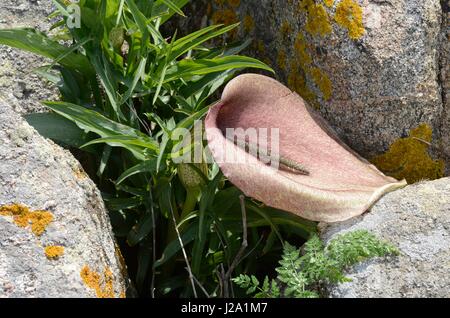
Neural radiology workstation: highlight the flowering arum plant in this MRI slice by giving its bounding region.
[205,74,407,222]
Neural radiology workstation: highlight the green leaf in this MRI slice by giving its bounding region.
[164,56,274,83]
[43,101,148,139]
[116,159,158,185]
[157,0,185,17]
[170,24,239,60]
[44,101,151,159]
[153,222,197,268]
[120,57,147,105]
[98,145,112,177]
[0,29,93,75]
[105,196,144,211]
[127,213,154,246]
[81,135,159,153]
[24,112,89,148]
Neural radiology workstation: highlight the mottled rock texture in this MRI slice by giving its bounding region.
[0,96,128,298]
[0,0,128,298]
[0,0,57,114]
[180,0,449,178]
[320,177,450,298]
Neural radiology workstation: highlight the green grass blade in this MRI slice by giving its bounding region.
[24,112,89,148]
[116,159,158,185]
[164,56,274,83]
[81,135,159,152]
[120,57,147,105]
[170,23,239,60]
[0,29,93,75]
[157,0,185,16]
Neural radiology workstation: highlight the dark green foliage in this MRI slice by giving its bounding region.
[233,230,399,298]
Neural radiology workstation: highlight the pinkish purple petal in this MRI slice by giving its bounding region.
[205,74,407,222]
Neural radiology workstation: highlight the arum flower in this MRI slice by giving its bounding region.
[205,74,407,222]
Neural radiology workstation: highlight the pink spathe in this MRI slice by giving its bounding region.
[205,74,407,222]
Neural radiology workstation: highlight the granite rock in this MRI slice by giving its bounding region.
[320,177,450,298]
[0,95,128,298]
[0,0,57,114]
[181,0,449,176]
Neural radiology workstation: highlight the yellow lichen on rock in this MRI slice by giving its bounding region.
[299,0,332,37]
[211,9,239,26]
[45,246,65,260]
[227,0,240,8]
[310,67,332,100]
[243,14,255,33]
[294,33,312,65]
[0,204,53,236]
[288,62,320,109]
[335,0,365,39]
[277,49,287,71]
[280,21,293,40]
[289,33,333,104]
[324,0,335,7]
[371,124,445,184]
[80,265,117,298]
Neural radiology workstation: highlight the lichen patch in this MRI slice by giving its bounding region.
[80,265,117,298]
[0,203,54,236]
[44,246,65,260]
[371,124,445,184]
[335,0,365,39]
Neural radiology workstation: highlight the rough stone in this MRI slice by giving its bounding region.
[0,96,128,298]
[320,177,450,298]
[0,0,58,114]
[0,0,128,298]
[181,0,449,176]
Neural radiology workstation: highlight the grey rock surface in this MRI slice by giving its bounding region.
[0,1,128,298]
[320,177,450,298]
[0,0,57,114]
[182,0,449,173]
[0,95,128,298]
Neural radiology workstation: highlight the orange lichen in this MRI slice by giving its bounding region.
[119,291,126,298]
[277,49,287,71]
[371,124,445,184]
[310,67,332,100]
[80,265,117,298]
[0,204,53,236]
[324,0,334,7]
[243,14,255,33]
[45,246,65,260]
[335,0,365,39]
[227,0,240,8]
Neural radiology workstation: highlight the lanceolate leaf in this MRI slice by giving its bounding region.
[43,101,153,159]
[164,56,274,83]
[24,112,89,148]
[0,29,93,75]
[117,159,158,185]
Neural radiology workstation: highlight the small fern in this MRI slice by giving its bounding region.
[233,230,399,298]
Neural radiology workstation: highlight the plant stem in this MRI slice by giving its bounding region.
[227,137,310,175]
